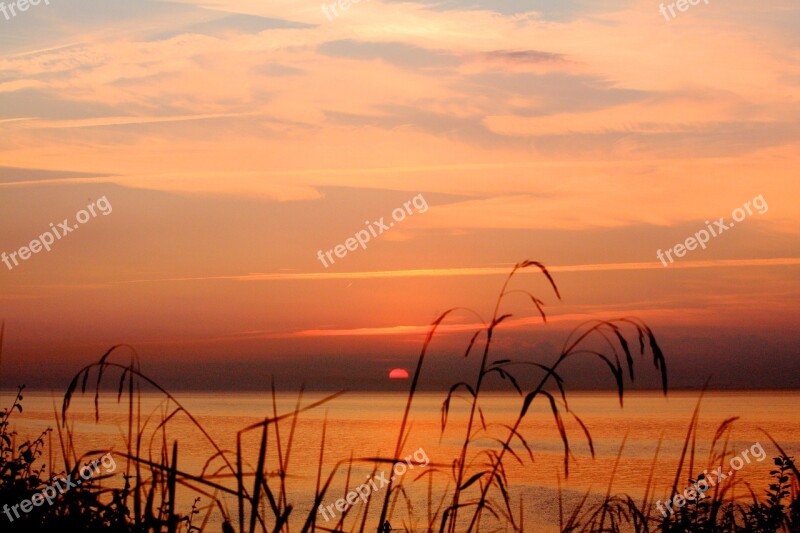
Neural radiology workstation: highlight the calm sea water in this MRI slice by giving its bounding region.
[4,390,799,532]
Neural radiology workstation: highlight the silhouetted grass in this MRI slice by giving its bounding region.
[0,261,797,532]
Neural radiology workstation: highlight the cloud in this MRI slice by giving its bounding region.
[483,91,747,136]
[0,89,122,120]
[0,166,107,184]
[254,63,306,77]
[24,112,258,130]
[154,13,312,39]
[381,0,630,20]
[318,40,461,70]
[121,258,800,284]
[325,106,509,147]
[463,72,647,116]
[479,49,568,65]
[0,0,199,51]
[0,0,310,53]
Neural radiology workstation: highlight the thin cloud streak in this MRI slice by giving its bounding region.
[0,176,115,187]
[26,112,258,129]
[133,306,711,345]
[122,258,800,284]
[0,118,35,125]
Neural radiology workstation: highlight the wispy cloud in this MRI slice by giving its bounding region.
[24,112,258,130]
[122,258,800,284]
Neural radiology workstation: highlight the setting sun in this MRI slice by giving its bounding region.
[388,368,409,379]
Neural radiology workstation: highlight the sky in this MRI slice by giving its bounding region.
[0,0,798,391]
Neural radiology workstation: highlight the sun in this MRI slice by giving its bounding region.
[388,368,409,379]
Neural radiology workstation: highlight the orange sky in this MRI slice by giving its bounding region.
[0,0,798,390]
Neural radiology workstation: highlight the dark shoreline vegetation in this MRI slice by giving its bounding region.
[1,261,797,532]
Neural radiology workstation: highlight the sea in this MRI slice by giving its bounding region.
[3,390,798,532]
